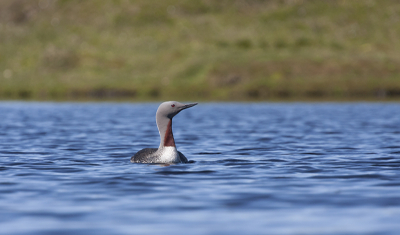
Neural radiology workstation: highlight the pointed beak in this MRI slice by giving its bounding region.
[179,102,198,111]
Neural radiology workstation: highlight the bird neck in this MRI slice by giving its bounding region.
[163,119,176,147]
[157,116,176,148]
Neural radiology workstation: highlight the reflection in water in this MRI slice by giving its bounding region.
[0,102,400,234]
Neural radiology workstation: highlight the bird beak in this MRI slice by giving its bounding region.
[180,103,198,110]
[168,102,198,119]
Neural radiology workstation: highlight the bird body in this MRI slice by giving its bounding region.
[131,101,197,164]
[132,147,188,164]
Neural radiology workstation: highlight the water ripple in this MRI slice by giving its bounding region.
[0,102,400,234]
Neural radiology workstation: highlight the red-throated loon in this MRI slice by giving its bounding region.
[131,101,198,164]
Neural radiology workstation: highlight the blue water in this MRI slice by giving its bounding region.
[0,102,400,235]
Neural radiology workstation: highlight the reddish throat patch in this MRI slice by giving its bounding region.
[163,119,176,147]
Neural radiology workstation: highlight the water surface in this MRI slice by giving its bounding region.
[0,102,400,234]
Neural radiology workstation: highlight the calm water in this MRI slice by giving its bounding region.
[0,102,400,235]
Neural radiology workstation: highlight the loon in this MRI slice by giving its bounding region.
[131,101,197,164]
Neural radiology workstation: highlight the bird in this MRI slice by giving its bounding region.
[131,101,197,164]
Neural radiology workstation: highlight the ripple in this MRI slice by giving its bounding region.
[154,170,216,175]
[1,102,400,234]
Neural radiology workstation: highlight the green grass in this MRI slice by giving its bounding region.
[1,0,400,101]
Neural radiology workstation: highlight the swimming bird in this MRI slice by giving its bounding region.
[131,101,197,164]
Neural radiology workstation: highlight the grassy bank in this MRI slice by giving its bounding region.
[1,0,400,101]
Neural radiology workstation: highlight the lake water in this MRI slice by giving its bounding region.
[0,102,400,235]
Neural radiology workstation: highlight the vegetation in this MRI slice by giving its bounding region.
[1,0,400,101]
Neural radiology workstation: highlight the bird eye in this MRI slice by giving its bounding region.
[171,104,175,107]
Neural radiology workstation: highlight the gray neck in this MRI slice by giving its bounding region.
[156,112,176,149]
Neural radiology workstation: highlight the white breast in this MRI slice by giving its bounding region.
[158,146,181,163]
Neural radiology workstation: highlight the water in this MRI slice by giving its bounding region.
[0,102,400,235]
